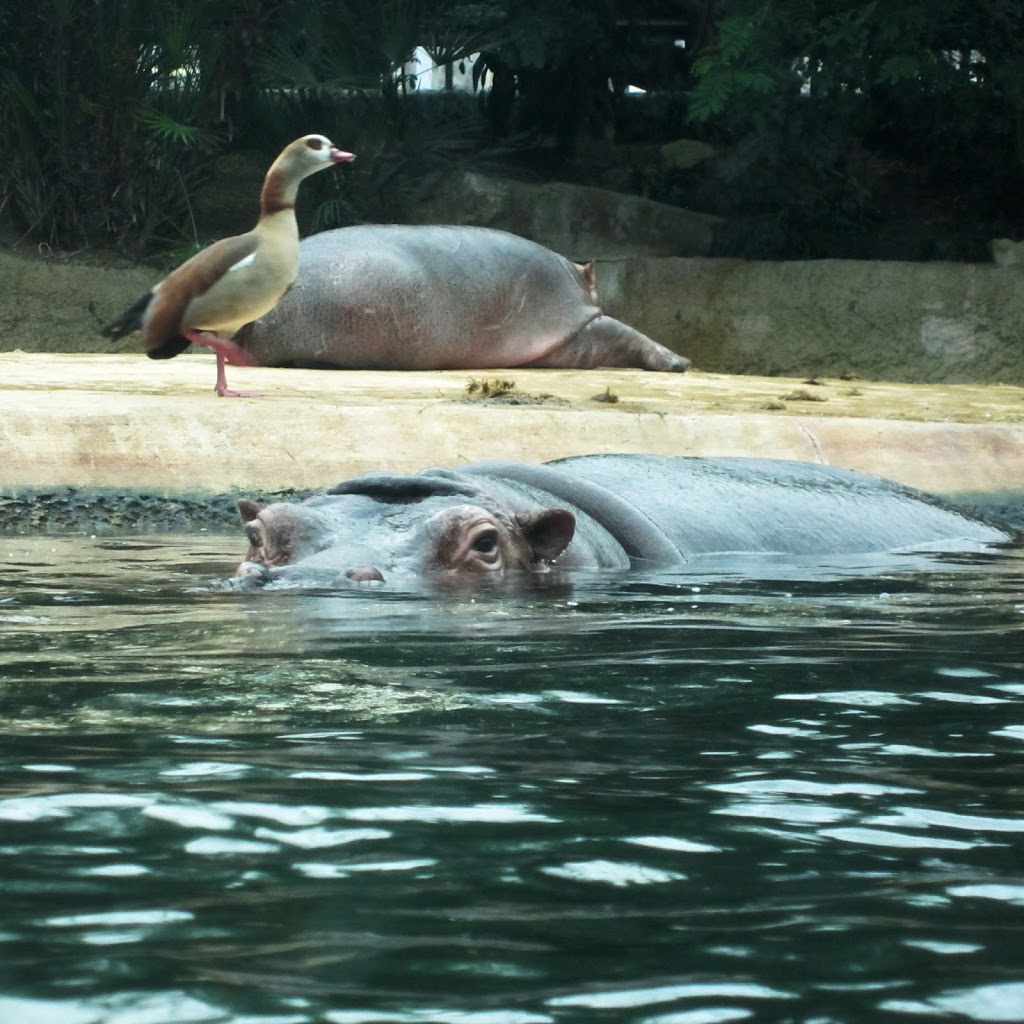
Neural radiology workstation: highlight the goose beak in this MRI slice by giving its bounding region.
[329,148,355,163]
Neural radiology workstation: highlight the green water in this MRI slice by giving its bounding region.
[0,536,1023,1023]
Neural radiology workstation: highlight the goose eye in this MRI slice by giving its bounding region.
[305,137,324,151]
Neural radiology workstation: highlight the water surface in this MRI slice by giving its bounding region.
[1,536,1023,1023]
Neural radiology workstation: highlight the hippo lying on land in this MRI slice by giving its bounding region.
[234,225,689,372]
[234,456,1016,588]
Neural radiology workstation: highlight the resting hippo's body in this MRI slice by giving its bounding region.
[235,456,1017,587]
[234,225,689,372]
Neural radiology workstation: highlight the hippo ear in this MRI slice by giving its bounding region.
[578,261,596,290]
[519,507,576,563]
[238,499,264,524]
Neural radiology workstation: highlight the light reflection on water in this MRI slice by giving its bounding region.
[0,535,1023,1023]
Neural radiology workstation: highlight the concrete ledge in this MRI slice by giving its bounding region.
[2,354,1022,503]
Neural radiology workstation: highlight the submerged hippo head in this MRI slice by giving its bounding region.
[235,471,576,588]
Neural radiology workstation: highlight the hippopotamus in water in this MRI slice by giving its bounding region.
[234,456,1017,588]
[234,225,689,372]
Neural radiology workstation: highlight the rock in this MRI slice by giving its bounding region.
[991,238,1024,268]
[0,249,154,354]
[661,138,716,170]
[415,171,722,259]
[598,257,1024,384]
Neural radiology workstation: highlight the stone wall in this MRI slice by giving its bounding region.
[416,171,721,259]
[598,257,1024,385]
[0,250,153,355]
[2,245,1023,385]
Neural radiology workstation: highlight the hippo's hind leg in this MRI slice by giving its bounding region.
[523,315,690,372]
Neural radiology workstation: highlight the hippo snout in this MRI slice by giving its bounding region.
[345,566,385,584]
[235,560,273,588]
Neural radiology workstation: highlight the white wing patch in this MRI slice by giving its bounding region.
[227,253,257,273]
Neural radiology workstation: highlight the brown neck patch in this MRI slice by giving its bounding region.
[260,170,295,216]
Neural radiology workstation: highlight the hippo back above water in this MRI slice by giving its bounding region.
[234,455,1018,588]
[235,225,689,372]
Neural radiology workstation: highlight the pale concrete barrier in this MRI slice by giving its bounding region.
[1,355,1022,507]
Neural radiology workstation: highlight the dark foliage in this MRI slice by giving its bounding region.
[0,0,227,252]
[688,0,1024,258]
[2,0,1024,259]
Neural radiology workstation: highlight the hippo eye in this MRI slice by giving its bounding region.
[472,530,497,554]
[245,527,262,548]
[305,137,324,151]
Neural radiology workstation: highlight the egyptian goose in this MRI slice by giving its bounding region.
[102,134,354,396]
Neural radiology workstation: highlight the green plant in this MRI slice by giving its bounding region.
[687,0,1024,257]
[0,0,225,252]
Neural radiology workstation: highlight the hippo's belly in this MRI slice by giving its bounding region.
[240,225,599,369]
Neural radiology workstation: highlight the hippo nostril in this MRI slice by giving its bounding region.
[345,566,385,584]
[235,560,272,587]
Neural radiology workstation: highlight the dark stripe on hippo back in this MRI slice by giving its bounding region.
[327,468,487,501]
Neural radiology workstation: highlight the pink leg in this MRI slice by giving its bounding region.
[213,351,261,398]
[183,331,261,398]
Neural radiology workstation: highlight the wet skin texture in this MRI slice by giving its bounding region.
[233,455,1019,589]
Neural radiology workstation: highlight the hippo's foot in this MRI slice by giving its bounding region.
[523,315,690,372]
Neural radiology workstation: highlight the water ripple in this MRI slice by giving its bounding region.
[868,807,1024,833]
[325,1011,552,1024]
[623,836,722,853]
[946,884,1024,906]
[252,826,390,849]
[882,981,1024,1021]
[708,779,919,797]
[342,804,556,824]
[45,909,195,928]
[715,801,851,825]
[185,836,280,856]
[1,535,1023,1022]
[818,826,981,850]
[143,803,236,831]
[546,982,794,1009]
[539,860,687,887]
[296,859,438,879]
